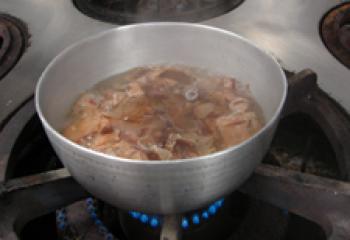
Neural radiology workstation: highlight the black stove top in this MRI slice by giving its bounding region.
[2,70,349,240]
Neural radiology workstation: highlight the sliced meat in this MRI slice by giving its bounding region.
[165,133,182,151]
[146,145,173,160]
[63,110,110,142]
[63,65,264,160]
[161,94,195,129]
[72,92,100,115]
[216,112,260,147]
[108,96,153,122]
[223,77,236,89]
[99,90,126,112]
[158,68,195,84]
[92,129,120,148]
[193,102,215,119]
[144,76,178,99]
[229,97,250,114]
[126,82,144,98]
[165,133,199,158]
[112,140,148,160]
[195,135,216,156]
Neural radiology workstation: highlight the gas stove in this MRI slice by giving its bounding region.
[0,1,350,240]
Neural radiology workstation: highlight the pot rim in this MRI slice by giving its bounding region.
[35,22,288,165]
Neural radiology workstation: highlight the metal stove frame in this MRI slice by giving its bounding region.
[0,71,350,240]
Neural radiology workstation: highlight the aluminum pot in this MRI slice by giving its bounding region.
[35,23,287,214]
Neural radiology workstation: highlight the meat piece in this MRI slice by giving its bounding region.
[63,110,110,142]
[144,76,178,99]
[161,95,195,129]
[101,125,114,134]
[228,97,250,114]
[112,140,148,160]
[223,77,236,89]
[174,132,217,156]
[173,141,198,158]
[63,65,264,160]
[99,90,125,112]
[126,82,144,98]
[129,149,148,160]
[165,133,199,158]
[158,68,194,84]
[92,134,117,147]
[165,133,182,151]
[222,89,237,102]
[136,118,170,147]
[108,96,153,122]
[207,91,227,106]
[195,135,216,155]
[91,129,120,148]
[120,129,140,144]
[146,145,173,160]
[222,77,237,102]
[72,92,100,115]
[216,112,260,147]
[203,117,218,133]
[193,102,215,119]
[160,78,178,87]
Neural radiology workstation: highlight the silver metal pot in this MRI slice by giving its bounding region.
[35,23,287,214]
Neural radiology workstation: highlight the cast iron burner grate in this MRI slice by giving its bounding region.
[320,2,350,69]
[0,14,30,81]
[73,0,244,24]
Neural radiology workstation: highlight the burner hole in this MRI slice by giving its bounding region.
[73,0,245,24]
[320,3,350,68]
[0,37,3,49]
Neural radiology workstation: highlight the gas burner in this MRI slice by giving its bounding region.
[73,0,244,24]
[56,198,225,240]
[320,3,350,69]
[53,192,326,240]
[127,198,225,230]
[0,14,29,80]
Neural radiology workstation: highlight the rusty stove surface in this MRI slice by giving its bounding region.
[321,2,350,69]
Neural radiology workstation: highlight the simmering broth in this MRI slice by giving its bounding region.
[63,65,264,160]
